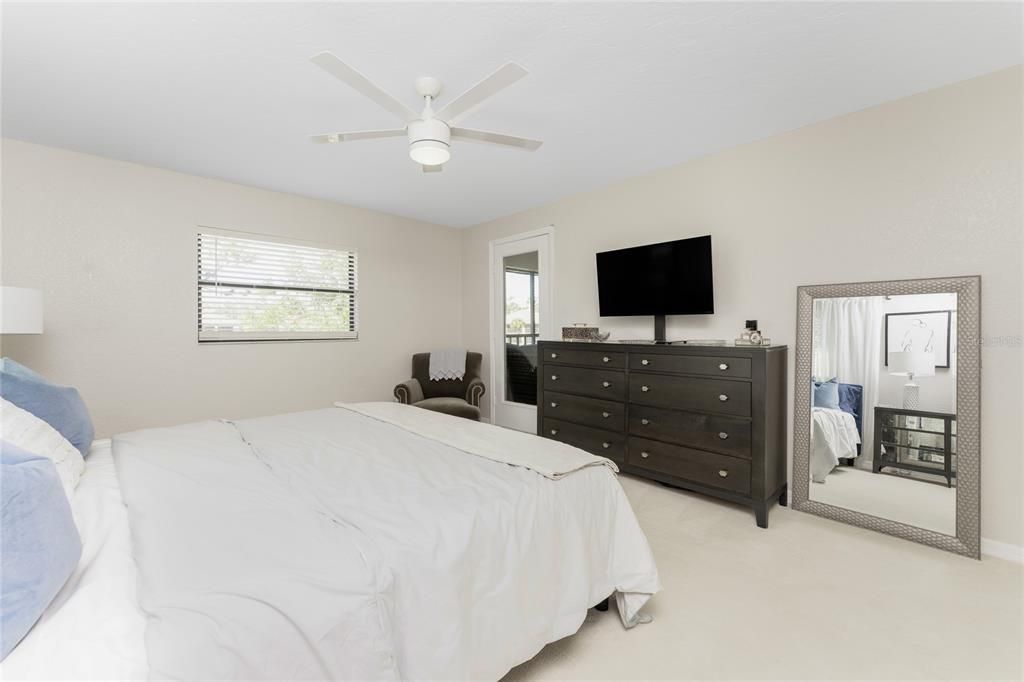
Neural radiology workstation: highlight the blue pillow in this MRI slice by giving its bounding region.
[0,441,82,660]
[812,377,840,410]
[0,358,94,456]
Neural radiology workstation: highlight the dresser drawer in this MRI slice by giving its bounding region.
[629,353,751,379]
[545,347,626,369]
[628,374,751,417]
[629,406,752,458]
[544,391,625,431]
[628,437,750,494]
[543,418,625,463]
[544,366,625,401]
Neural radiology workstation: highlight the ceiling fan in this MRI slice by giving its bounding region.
[309,52,542,173]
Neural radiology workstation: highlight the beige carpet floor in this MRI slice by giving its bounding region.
[811,467,957,536]
[503,474,1023,681]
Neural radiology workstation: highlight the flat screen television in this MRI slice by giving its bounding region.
[596,235,714,340]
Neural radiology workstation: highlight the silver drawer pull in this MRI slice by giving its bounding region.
[602,356,610,363]
[641,385,650,392]
[719,363,729,371]
[550,401,559,408]
[718,394,729,402]
[551,353,559,359]
[602,411,611,418]
[641,359,650,366]
[551,374,559,381]
[718,469,729,478]
[719,432,729,440]
[550,428,559,436]
[602,381,611,388]
[640,451,650,459]
[602,442,611,449]
[641,418,650,425]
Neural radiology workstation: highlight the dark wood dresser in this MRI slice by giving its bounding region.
[537,341,788,527]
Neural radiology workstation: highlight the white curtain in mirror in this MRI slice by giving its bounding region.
[812,296,883,465]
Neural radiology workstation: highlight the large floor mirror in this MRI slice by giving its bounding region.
[792,276,980,558]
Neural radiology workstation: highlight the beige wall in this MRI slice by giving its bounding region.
[1,139,463,436]
[461,67,1023,548]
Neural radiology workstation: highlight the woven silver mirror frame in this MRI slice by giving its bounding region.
[792,276,980,559]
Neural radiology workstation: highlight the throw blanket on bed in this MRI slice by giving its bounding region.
[811,406,862,483]
[336,401,619,479]
[114,407,659,681]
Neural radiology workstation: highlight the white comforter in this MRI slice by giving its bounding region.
[112,404,660,681]
[811,406,862,483]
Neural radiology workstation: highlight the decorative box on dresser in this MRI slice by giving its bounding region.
[537,341,788,527]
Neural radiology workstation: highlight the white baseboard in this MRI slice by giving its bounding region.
[981,538,1024,563]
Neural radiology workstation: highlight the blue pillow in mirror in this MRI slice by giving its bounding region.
[0,441,82,660]
[812,377,840,410]
[0,358,94,456]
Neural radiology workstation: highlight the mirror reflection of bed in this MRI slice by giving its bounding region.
[809,293,957,536]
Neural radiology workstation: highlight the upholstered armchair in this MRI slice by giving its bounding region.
[394,352,485,421]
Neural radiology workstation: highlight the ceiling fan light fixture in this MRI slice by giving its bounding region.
[409,139,450,166]
[309,54,542,169]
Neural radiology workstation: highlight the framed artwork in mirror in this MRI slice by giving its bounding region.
[884,309,952,368]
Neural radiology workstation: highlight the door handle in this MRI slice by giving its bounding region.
[641,418,650,425]
[641,385,650,392]
[602,381,611,388]
[602,442,611,449]
[551,352,559,359]
[602,411,611,418]
[641,359,650,366]
[718,394,729,402]
[602,356,610,363]
[640,451,650,459]
[550,402,558,408]
[719,363,729,371]
[551,375,559,381]
[719,432,729,440]
[718,469,729,478]
[550,428,559,436]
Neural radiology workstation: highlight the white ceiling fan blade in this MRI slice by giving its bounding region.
[310,129,406,144]
[450,127,542,151]
[436,63,528,125]
[310,52,417,123]
[422,164,443,173]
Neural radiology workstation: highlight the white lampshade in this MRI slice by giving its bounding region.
[0,286,44,334]
[889,350,935,377]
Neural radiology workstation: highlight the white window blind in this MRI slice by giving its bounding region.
[197,230,357,342]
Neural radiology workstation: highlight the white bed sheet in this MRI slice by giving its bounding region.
[0,439,148,681]
[811,407,862,483]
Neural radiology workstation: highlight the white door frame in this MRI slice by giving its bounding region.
[488,226,554,432]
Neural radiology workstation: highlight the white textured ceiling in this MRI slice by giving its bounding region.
[3,2,1021,227]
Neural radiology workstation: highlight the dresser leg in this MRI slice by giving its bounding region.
[595,598,610,612]
[754,503,768,529]
[778,483,788,507]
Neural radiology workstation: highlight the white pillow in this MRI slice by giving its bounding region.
[1,398,85,501]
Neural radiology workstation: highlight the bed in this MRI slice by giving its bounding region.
[1,402,659,681]
[810,383,864,483]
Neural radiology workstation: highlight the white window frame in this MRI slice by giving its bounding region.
[197,226,358,343]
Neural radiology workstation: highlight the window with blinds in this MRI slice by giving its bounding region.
[197,230,357,342]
